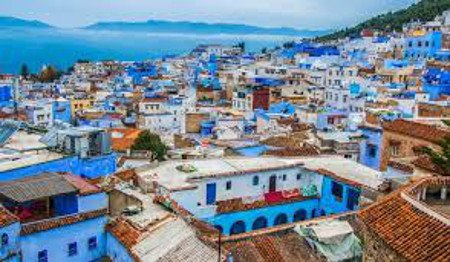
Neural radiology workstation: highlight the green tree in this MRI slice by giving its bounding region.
[131,130,168,161]
[20,64,30,78]
[422,137,450,175]
[39,65,60,83]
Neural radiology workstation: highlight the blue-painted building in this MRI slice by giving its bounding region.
[422,67,450,100]
[0,127,116,181]
[0,86,12,107]
[205,174,361,236]
[52,99,72,124]
[404,31,442,60]
[359,126,383,171]
[0,173,108,262]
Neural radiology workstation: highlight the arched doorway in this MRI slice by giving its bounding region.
[274,213,288,226]
[293,209,307,222]
[230,221,246,235]
[252,216,268,230]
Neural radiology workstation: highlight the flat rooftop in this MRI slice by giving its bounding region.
[137,156,383,191]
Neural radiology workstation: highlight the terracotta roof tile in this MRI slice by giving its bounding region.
[217,195,318,214]
[106,217,143,249]
[109,128,143,152]
[383,119,450,144]
[412,156,449,176]
[358,178,450,262]
[0,206,18,228]
[63,174,103,196]
[21,209,107,235]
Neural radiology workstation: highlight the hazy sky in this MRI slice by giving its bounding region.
[0,0,415,29]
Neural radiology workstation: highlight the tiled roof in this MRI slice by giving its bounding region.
[358,179,450,262]
[383,119,450,144]
[106,217,143,250]
[0,206,18,228]
[223,230,325,262]
[387,160,414,174]
[114,169,137,182]
[412,156,449,176]
[0,173,78,203]
[109,128,143,152]
[21,209,107,235]
[265,146,319,157]
[217,194,318,214]
[63,174,103,196]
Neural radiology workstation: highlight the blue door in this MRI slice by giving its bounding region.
[206,183,216,205]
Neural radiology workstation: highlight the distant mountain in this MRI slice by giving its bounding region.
[84,20,330,37]
[317,0,450,42]
[0,16,52,28]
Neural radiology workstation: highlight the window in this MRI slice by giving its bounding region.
[367,145,377,158]
[1,233,8,246]
[282,174,287,181]
[344,154,352,159]
[68,242,77,256]
[418,41,422,47]
[296,174,302,180]
[226,181,232,190]
[390,145,400,156]
[88,237,97,250]
[252,176,259,186]
[38,250,48,262]
[331,181,343,201]
[425,41,430,47]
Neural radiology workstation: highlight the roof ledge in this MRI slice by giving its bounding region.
[401,192,450,226]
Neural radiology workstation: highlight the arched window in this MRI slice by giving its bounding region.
[252,216,268,230]
[274,213,288,226]
[1,233,8,246]
[293,209,307,222]
[214,225,223,234]
[252,176,259,186]
[230,221,246,235]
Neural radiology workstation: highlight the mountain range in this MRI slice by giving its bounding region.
[0,16,52,28]
[0,16,329,37]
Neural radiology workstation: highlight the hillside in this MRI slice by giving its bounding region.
[84,19,329,37]
[317,0,450,42]
[0,16,52,28]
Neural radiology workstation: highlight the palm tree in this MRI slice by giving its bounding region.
[422,137,450,175]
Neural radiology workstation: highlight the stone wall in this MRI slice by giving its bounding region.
[185,112,209,133]
[380,131,440,171]
[348,216,407,262]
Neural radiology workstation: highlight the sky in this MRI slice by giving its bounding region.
[0,0,416,30]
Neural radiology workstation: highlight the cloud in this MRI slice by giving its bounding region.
[0,0,415,29]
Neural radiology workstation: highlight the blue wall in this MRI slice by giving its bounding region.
[206,199,320,235]
[0,154,117,182]
[204,176,361,235]
[359,127,383,170]
[52,101,72,124]
[106,232,134,262]
[21,216,107,262]
[53,194,78,216]
[319,177,360,215]
[0,222,20,262]
[78,193,108,213]
[404,31,442,59]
